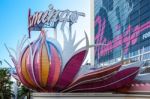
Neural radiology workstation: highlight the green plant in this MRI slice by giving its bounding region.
[18,85,31,99]
[0,68,13,99]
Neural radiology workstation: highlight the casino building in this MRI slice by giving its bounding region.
[94,0,150,70]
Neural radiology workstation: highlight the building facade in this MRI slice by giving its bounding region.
[94,0,150,67]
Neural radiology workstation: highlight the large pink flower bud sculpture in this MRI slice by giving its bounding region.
[9,31,88,92]
[12,32,63,92]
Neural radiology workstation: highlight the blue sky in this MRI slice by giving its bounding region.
[0,0,91,67]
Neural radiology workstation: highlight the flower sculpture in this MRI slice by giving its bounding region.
[6,30,89,92]
[6,30,141,92]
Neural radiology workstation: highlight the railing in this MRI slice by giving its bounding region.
[99,51,150,67]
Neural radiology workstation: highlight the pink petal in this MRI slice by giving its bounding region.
[56,49,87,91]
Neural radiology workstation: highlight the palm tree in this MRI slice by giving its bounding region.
[17,85,31,99]
[0,68,13,99]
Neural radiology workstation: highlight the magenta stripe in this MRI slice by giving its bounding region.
[33,51,41,84]
[56,50,87,90]
[33,40,43,85]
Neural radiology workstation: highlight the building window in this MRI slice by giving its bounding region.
[130,50,139,57]
[130,56,140,63]
[144,60,150,67]
[144,45,150,53]
[143,53,150,60]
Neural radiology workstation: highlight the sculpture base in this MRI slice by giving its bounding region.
[31,93,150,99]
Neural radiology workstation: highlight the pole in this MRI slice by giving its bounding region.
[54,28,57,40]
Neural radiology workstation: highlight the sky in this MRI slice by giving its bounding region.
[0,0,91,68]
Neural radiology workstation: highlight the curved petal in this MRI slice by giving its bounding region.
[56,49,88,91]
[63,62,122,92]
[67,67,140,92]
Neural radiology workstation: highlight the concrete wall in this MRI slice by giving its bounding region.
[31,93,150,99]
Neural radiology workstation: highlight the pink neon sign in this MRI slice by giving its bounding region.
[95,16,150,57]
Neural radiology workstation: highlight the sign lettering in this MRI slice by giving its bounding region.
[28,4,85,38]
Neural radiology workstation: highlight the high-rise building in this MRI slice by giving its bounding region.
[94,0,150,68]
